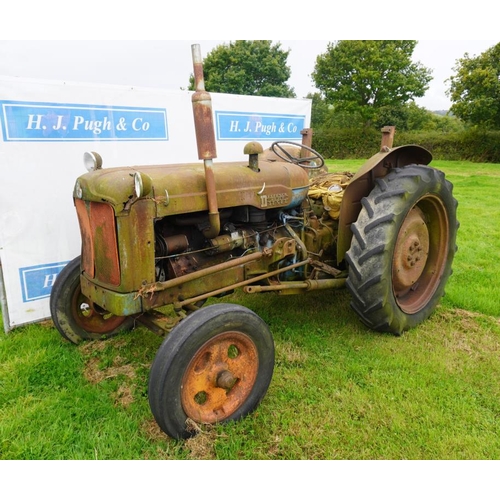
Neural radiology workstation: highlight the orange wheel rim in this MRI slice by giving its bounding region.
[392,196,449,314]
[71,287,125,333]
[181,331,259,424]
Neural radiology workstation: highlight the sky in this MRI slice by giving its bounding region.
[1,39,498,111]
[1,2,498,113]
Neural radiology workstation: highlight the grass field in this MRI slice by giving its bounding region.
[1,159,499,461]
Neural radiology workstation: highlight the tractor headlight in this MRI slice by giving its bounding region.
[133,171,152,198]
[134,172,143,197]
[83,151,103,172]
[74,180,83,199]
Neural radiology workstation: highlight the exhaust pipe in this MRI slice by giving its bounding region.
[191,44,220,239]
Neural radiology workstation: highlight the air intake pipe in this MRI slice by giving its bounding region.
[191,44,220,239]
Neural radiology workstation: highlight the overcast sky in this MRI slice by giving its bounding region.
[1,39,498,111]
[2,1,498,112]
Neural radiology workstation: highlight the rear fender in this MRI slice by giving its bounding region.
[337,145,432,264]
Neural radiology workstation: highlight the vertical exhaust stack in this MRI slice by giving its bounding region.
[380,126,395,152]
[191,44,220,239]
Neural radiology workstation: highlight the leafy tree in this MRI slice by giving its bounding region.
[308,92,331,129]
[311,93,462,133]
[373,103,463,132]
[311,40,432,125]
[309,92,364,130]
[447,43,500,129]
[430,113,464,133]
[189,40,295,98]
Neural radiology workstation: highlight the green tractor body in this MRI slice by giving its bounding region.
[50,44,458,439]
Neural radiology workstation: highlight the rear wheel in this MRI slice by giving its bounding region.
[345,165,458,334]
[148,303,274,439]
[50,256,133,344]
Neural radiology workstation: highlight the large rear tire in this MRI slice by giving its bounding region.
[345,165,459,334]
[148,303,275,439]
[50,256,133,344]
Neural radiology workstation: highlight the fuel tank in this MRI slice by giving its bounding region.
[74,157,310,217]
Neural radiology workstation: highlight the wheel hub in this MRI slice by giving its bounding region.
[393,206,429,294]
[216,370,238,390]
[72,289,125,334]
[181,331,258,424]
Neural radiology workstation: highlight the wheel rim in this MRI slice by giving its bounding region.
[71,286,127,334]
[181,331,259,424]
[392,195,450,314]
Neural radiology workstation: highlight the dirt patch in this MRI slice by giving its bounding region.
[436,308,500,357]
[183,420,219,459]
[83,356,136,384]
[276,340,309,366]
[113,383,135,407]
[142,418,219,459]
[79,340,108,356]
[142,419,167,441]
[83,354,137,408]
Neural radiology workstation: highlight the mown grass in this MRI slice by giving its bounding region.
[1,160,499,460]
[432,160,500,317]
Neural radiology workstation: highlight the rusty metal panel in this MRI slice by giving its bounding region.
[115,199,156,291]
[90,202,120,286]
[337,145,432,263]
[75,199,94,278]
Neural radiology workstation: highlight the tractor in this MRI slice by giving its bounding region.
[50,44,458,439]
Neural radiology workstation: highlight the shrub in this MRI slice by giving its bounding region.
[313,127,500,163]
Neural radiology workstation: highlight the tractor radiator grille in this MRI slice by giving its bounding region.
[75,199,121,286]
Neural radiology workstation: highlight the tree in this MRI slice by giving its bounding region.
[308,92,331,129]
[308,92,364,130]
[189,40,295,98]
[447,43,500,129]
[373,103,464,132]
[311,40,432,125]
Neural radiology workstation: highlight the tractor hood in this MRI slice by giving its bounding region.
[73,159,310,217]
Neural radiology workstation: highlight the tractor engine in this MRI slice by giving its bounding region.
[155,206,287,282]
[153,193,339,283]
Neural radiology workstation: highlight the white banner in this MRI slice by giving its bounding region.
[0,76,311,331]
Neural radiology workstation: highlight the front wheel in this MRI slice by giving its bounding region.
[345,165,459,334]
[49,256,133,344]
[148,303,275,439]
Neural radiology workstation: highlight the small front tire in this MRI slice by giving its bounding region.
[49,256,133,344]
[148,303,275,439]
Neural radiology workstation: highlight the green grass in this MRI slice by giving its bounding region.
[431,160,500,317]
[1,160,499,460]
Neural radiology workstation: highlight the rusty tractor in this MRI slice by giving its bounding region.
[50,44,458,439]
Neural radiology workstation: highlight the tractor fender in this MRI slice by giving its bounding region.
[336,144,432,264]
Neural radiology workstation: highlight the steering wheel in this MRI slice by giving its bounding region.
[271,141,325,169]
